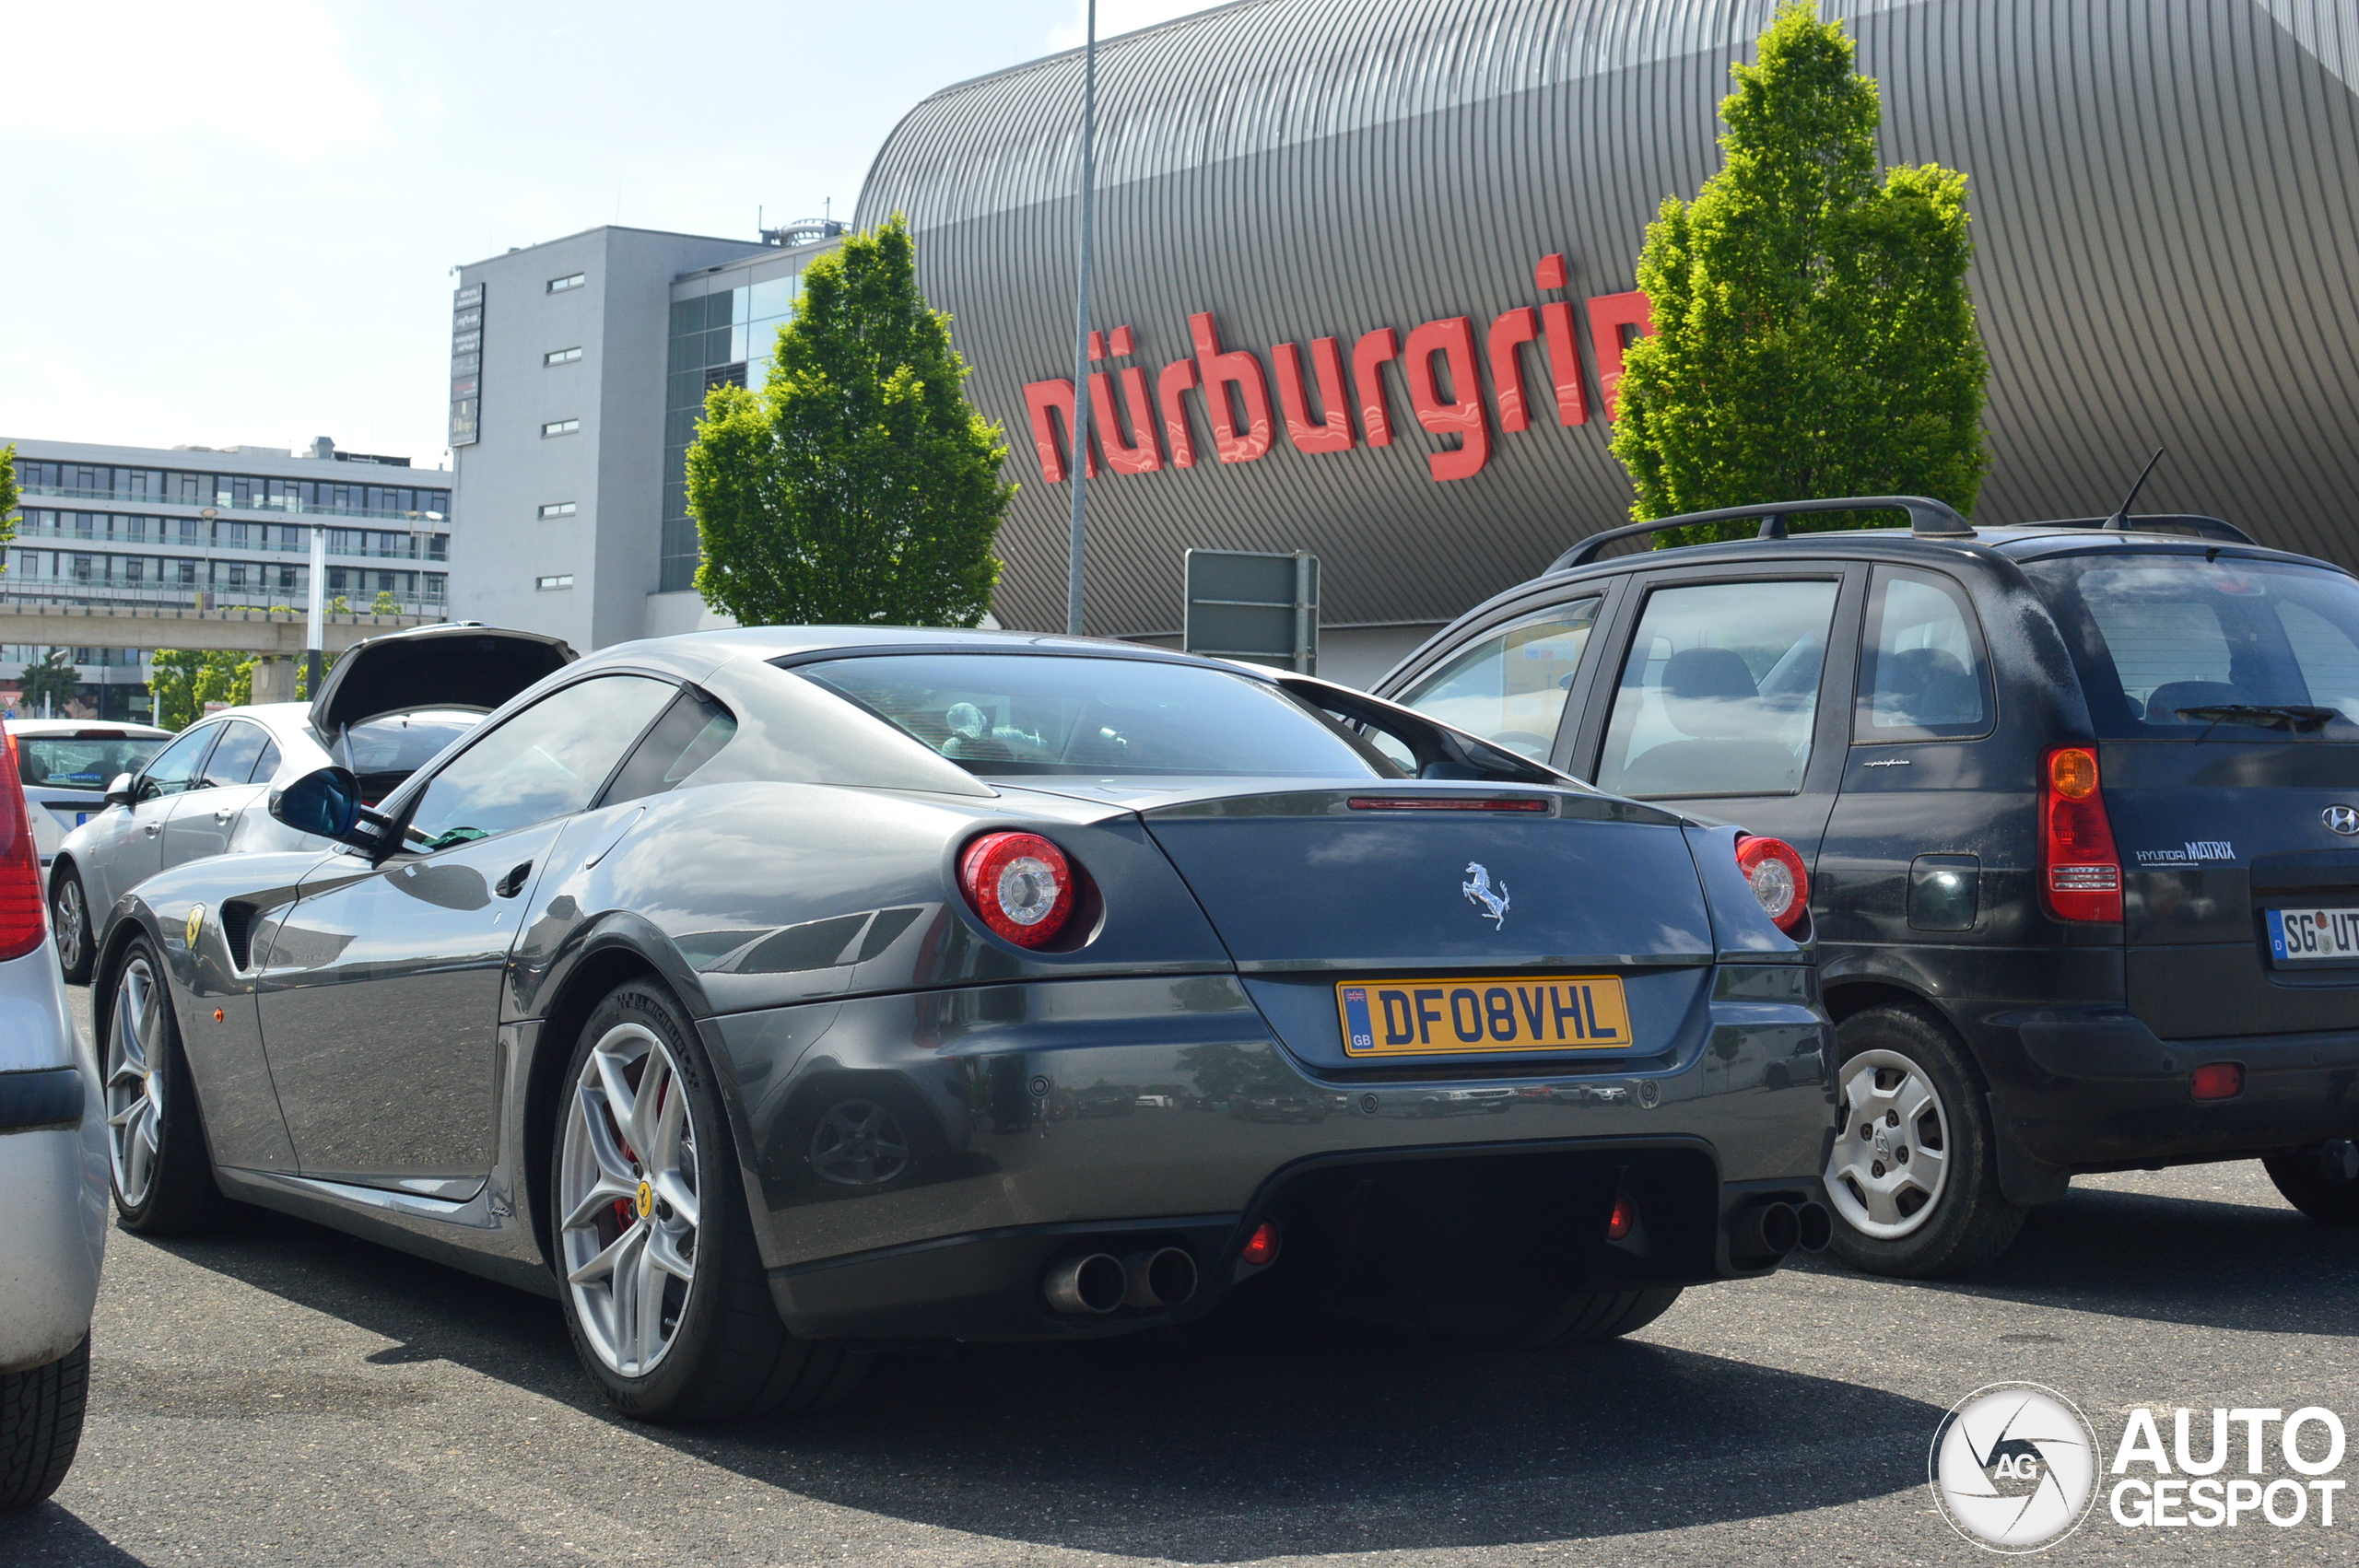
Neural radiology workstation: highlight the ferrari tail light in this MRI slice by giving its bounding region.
[1734,835,1810,933]
[0,731,47,961]
[2041,746,2122,922]
[958,831,1077,947]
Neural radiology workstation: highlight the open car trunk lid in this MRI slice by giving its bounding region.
[1134,784,1718,1074]
[310,623,576,736]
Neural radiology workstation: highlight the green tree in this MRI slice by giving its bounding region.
[0,444,18,551]
[687,215,1012,627]
[370,589,401,614]
[147,649,253,730]
[1610,4,1989,543]
[17,649,77,716]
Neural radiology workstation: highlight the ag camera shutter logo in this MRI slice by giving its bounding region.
[1930,1383,2098,1551]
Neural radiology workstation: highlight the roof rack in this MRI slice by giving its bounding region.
[2036,514,2258,544]
[1550,495,1972,572]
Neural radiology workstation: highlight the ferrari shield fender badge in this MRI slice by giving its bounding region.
[185,905,205,948]
[1462,862,1508,929]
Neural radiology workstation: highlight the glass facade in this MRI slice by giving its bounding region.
[662,270,803,592]
[12,460,450,522]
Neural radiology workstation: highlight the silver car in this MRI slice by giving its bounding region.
[0,727,105,1509]
[48,625,573,984]
[6,720,173,869]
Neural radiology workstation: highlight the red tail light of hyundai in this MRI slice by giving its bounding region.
[2041,746,2122,922]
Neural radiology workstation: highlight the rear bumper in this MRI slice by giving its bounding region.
[1987,1006,2359,1168]
[0,1110,109,1373]
[703,972,1837,1341]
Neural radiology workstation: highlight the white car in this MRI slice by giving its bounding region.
[48,625,573,984]
[6,720,173,869]
[0,727,105,1508]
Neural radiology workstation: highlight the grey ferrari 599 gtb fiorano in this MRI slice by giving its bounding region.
[90,628,1836,1422]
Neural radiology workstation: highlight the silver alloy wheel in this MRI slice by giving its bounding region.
[53,877,85,965]
[104,955,167,1208]
[557,1022,700,1378]
[1825,1047,1952,1240]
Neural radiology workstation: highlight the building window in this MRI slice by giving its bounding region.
[547,273,585,294]
[545,346,582,366]
[538,502,578,520]
[542,418,580,438]
[535,574,575,591]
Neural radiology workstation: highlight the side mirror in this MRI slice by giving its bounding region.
[268,766,391,853]
[104,772,135,808]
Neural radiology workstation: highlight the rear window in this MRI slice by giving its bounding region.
[793,654,1394,778]
[2024,554,2359,739]
[334,711,480,778]
[17,734,167,790]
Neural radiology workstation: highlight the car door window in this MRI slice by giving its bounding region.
[1595,579,1840,799]
[1396,599,1601,762]
[248,736,282,784]
[601,688,738,806]
[196,721,270,790]
[402,675,675,850]
[1855,568,1992,740]
[136,724,220,802]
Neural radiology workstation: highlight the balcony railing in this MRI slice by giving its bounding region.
[19,484,448,524]
[11,521,448,562]
[0,581,450,614]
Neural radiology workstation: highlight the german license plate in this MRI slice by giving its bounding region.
[1336,976,1634,1056]
[2266,907,2359,965]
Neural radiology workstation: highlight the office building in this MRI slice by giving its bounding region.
[3,436,451,719]
[447,221,844,650]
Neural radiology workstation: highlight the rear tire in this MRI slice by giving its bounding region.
[2263,1146,2359,1226]
[551,978,866,1422]
[1515,1287,1684,1348]
[0,1336,90,1509]
[50,866,91,987]
[101,936,227,1235]
[1825,1004,2024,1278]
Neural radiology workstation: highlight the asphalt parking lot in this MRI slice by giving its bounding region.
[10,988,2357,1568]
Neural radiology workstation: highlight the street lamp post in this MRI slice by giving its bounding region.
[306,525,326,696]
[1064,0,1097,637]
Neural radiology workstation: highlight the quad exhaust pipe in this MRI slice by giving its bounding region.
[1734,1199,1833,1260]
[1043,1246,1198,1315]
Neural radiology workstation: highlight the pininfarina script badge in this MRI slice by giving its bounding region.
[1462,862,1509,929]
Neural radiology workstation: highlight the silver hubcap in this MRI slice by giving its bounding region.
[558,1023,700,1378]
[105,956,167,1208]
[54,878,85,961]
[1825,1047,1951,1240]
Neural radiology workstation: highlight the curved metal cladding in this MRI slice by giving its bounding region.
[858,0,2359,639]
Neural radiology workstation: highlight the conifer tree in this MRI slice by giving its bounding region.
[687,216,1011,626]
[1611,4,1989,542]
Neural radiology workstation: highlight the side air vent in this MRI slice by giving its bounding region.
[220,901,258,971]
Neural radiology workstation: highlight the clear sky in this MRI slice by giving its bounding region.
[1,0,1203,469]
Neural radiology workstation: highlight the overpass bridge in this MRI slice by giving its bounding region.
[0,601,446,705]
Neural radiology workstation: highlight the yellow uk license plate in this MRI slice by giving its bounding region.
[1334,976,1634,1056]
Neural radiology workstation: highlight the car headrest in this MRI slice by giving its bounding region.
[2142,680,2244,721]
[1661,647,1764,739]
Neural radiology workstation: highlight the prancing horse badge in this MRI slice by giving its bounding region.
[1461,863,1509,930]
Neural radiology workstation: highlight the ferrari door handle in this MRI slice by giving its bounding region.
[495,861,534,898]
